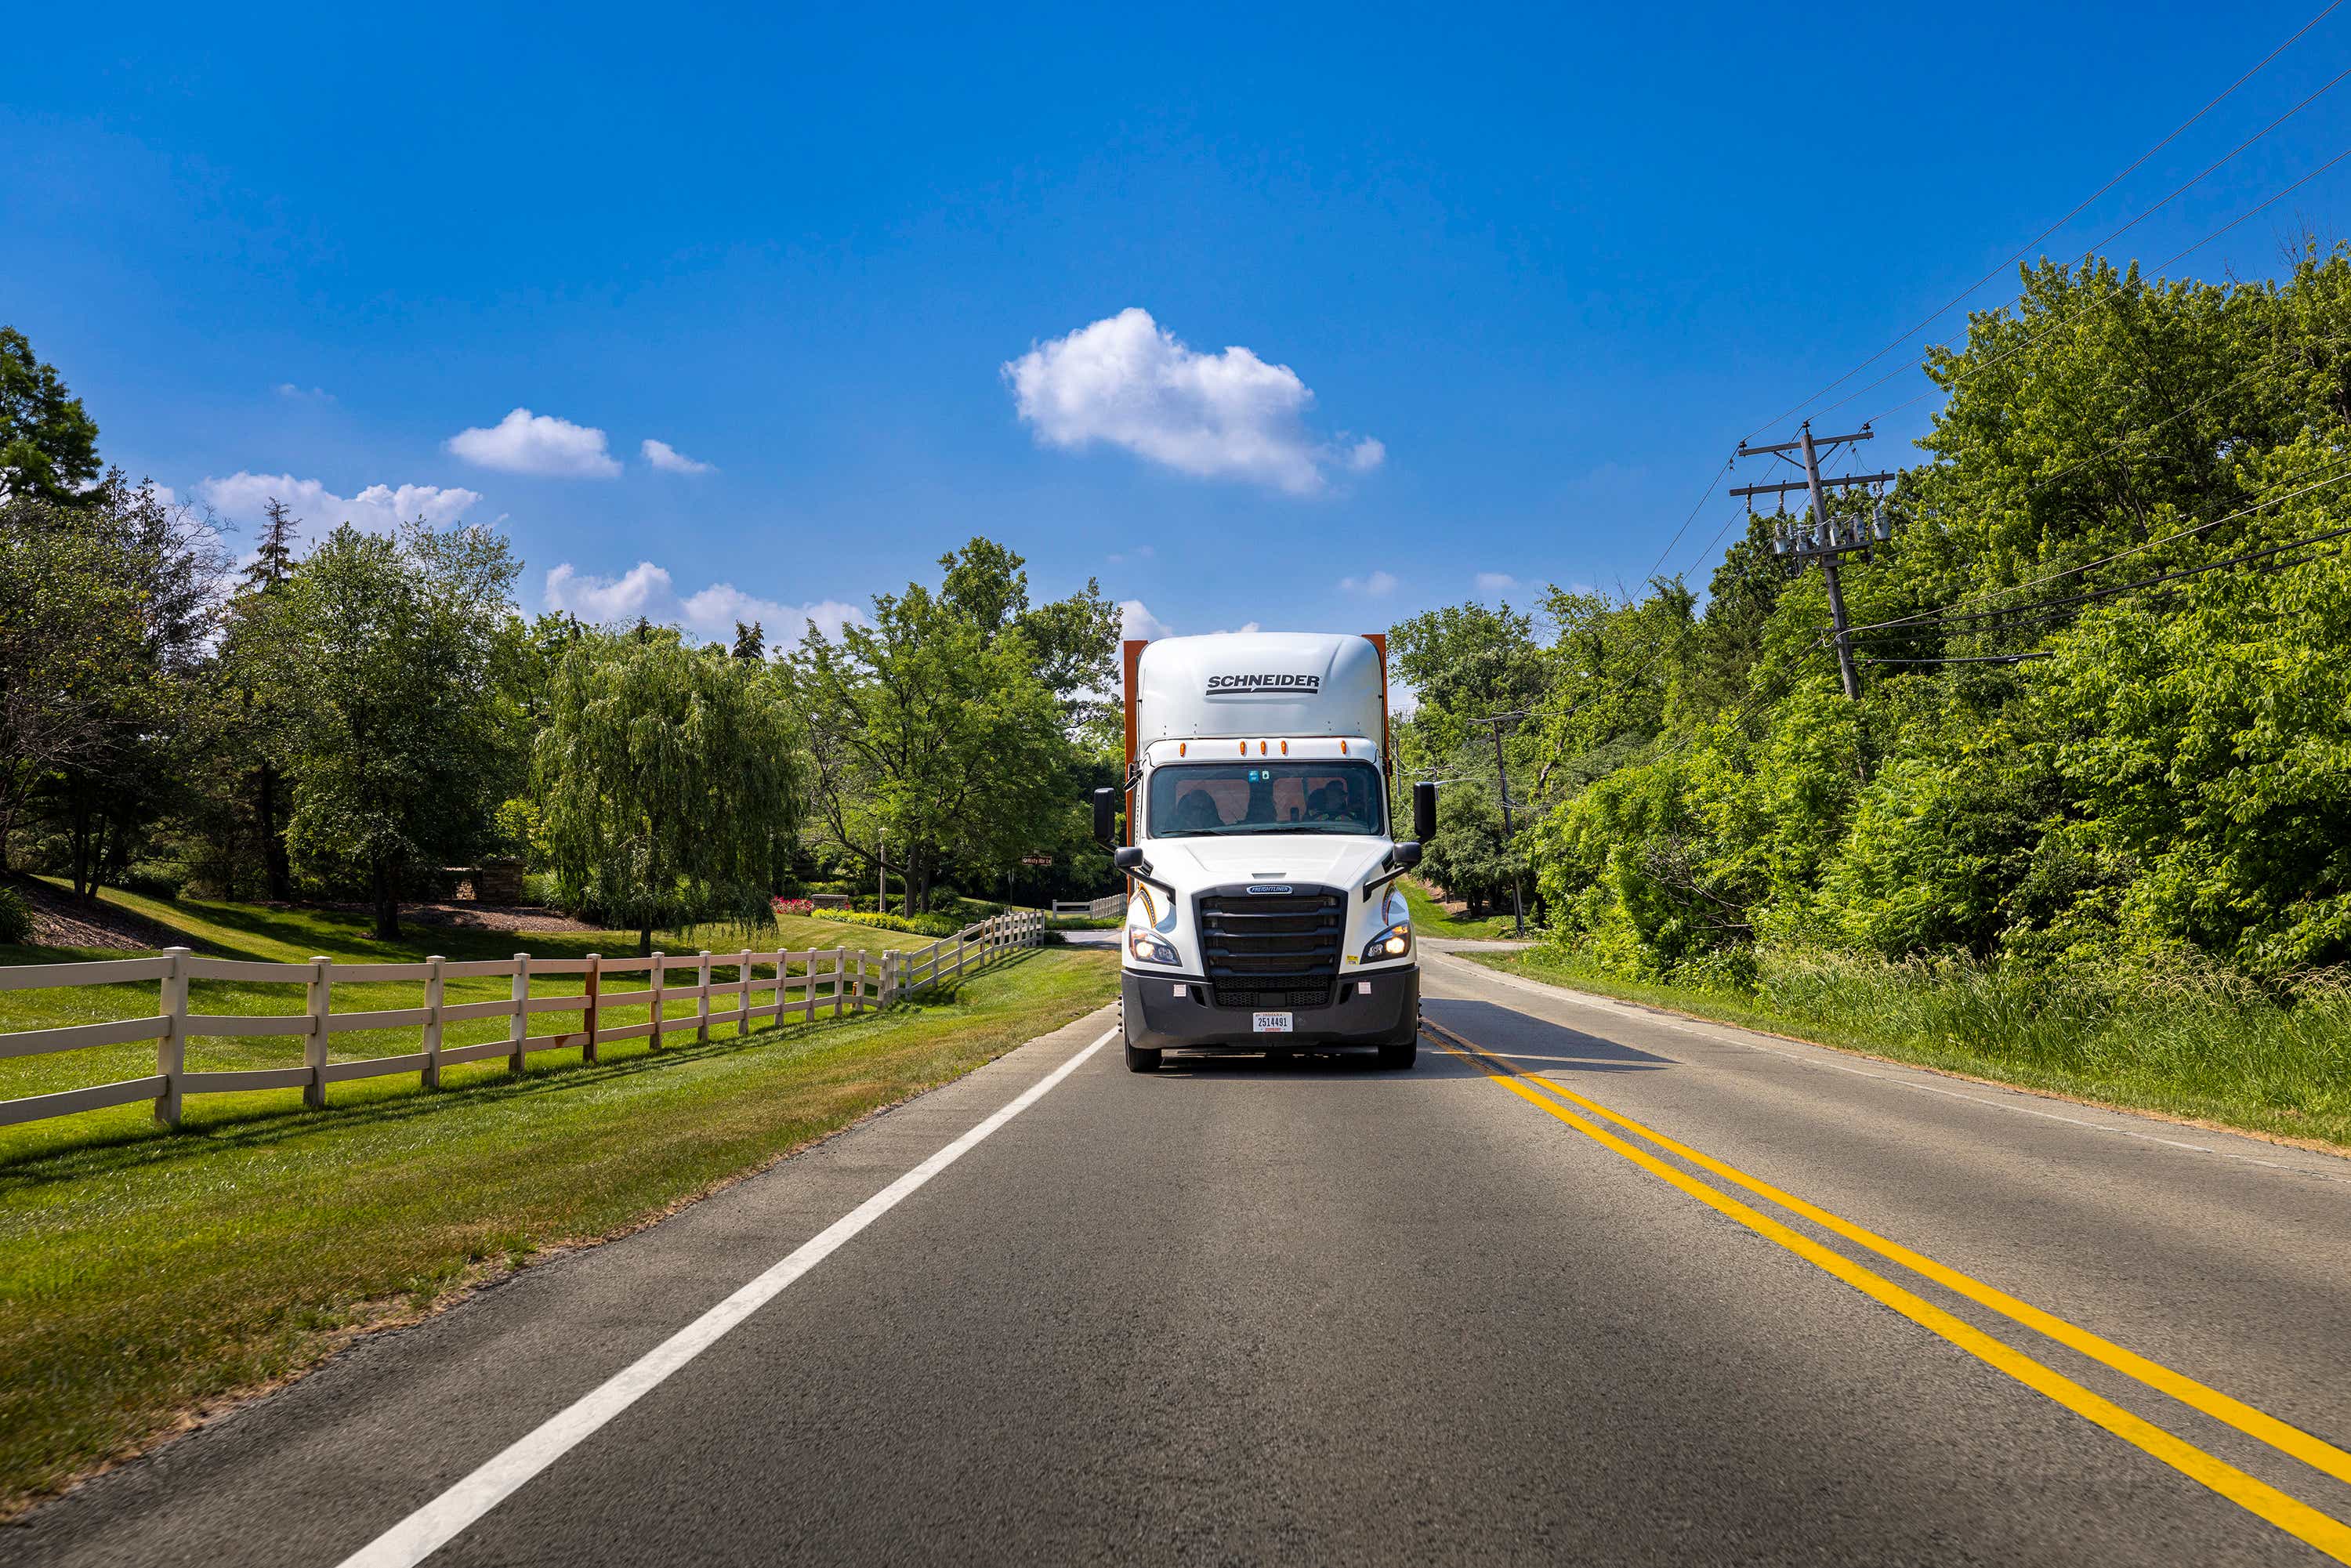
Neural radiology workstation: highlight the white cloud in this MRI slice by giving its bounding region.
[197,473,484,538]
[1474,571,1519,592]
[641,438,715,475]
[1214,621,1262,635]
[447,407,621,478]
[136,482,179,507]
[1339,570,1398,596]
[544,561,863,643]
[1004,307,1381,496]
[276,383,334,402]
[1119,599,1174,641]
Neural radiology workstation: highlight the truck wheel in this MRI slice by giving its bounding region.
[1377,1040,1416,1070]
[1125,1043,1162,1074]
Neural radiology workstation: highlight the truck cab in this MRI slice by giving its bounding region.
[1096,632,1433,1074]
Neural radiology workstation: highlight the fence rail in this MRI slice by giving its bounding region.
[0,910,1045,1132]
[1051,893,1126,919]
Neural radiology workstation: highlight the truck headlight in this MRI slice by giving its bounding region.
[1128,927,1180,965]
[1360,922,1411,961]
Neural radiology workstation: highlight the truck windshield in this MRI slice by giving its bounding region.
[1147,761,1385,838]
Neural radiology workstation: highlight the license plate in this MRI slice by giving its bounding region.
[1252,1012,1293,1034]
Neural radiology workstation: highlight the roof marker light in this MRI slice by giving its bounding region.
[1179,742,1186,756]
[1280,741,1288,755]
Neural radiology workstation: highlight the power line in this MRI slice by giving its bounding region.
[1863,140,2351,426]
[1850,533,2342,639]
[1645,460,1733,580]
[2001,331,2341,509]
[1860,652,2053,665]
[1839,461,2351,638]
[1739,0,2345,446]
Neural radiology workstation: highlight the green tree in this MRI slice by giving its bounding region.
[538,630,802,954]
[1418,780,1527,918]
[791,539,1107,913]
[1,478,219,881]
[253,522,521,939]
[0,328,101,507]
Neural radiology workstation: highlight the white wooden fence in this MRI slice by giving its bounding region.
[1052,893,1126,918]
[0,910,1045,1132]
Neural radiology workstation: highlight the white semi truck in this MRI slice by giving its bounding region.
[1092,632,1437,1074]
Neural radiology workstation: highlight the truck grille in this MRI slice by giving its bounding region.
[1197,886,1344,1011]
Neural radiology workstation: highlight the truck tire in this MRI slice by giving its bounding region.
[1125,1042,1162,1074]
[1377,1039,1416,1070]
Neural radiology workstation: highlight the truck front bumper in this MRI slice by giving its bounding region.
[1121,966,1420,1051]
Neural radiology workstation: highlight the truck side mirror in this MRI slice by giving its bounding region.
[1413,780,1438,842]
[1092,787,1117,846]
[1392,842,1422,871]
[1113,846,1146,871]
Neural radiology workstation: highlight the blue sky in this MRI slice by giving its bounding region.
[5,1,2346,647]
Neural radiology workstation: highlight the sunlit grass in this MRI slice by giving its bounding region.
[1471,945,2351,1152]
[1399,877,1532,941]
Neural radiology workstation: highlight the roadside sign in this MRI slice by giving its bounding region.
[1020,855,1052,866]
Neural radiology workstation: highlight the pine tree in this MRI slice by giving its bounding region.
[244,498,298,589]
[733,620,765,661]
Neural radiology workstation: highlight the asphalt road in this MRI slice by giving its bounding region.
[12,948,2351,1565]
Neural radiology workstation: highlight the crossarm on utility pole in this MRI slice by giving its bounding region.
[1729,471,1896,499]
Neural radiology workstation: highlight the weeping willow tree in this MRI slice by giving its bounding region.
[537,628,802,954]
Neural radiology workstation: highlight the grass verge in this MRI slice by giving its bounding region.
[0,893,1116,1518]
[1465,944,2351,1155]
[1397,877,1531,942]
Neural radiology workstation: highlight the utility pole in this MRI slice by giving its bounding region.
[1732,420,1896,701]
[1469,711,1527,938]
[878,827,886,913]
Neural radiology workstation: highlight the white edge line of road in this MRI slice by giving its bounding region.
[336,1023,1119,1568]
[1430,951,2351,1188]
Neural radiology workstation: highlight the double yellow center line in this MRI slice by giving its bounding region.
[1421,1016,2351,1563]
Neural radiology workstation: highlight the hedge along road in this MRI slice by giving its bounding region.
[12,951,2351,1565]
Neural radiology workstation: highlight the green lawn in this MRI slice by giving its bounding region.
[0,887,1118,1516]
[1398,877,1533,941]
[1467,944,2351,1156]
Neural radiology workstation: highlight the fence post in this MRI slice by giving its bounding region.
[853,949,866,1013]
[304,955,331,1110]
[583,954,601,1064]
[773,947,787,1026]
[697,950,712,1043]
[739,949,754,1036]
[155,945,190,1127]
[831,949,845,1018]
[649,951,666,1051]
[803,951,817,1023]
[509,954,528,1074]
[422,955,444,1090]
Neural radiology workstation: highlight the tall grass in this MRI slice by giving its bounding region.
[1481,945,2351,1150]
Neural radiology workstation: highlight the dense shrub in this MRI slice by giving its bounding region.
[0,885,31,945]
[808,907,965,938]
[111,862,186,901]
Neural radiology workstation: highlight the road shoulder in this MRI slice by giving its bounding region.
[1429,948,2351,1182]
